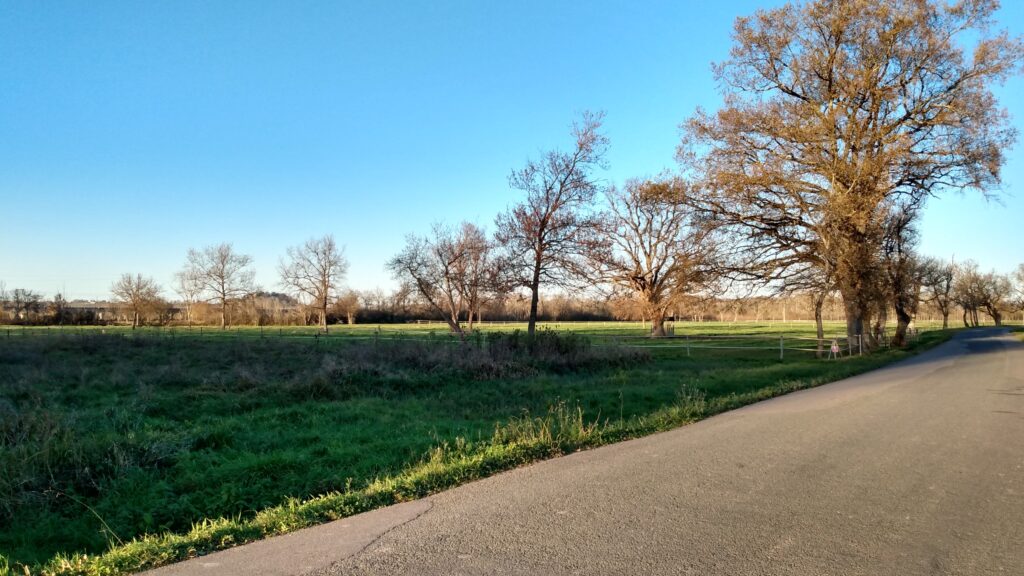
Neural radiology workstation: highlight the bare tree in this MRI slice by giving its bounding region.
[387,224,468,335]
[1015,264,1024,321]
[588,177,717,337]
[951,261,1013,327]
[50,292,69,325]
[975,271,1015,326]
[0,280,7,322]
[495,111,608,337]
[111,273,162,328]
[882,206,924,347]
[920,257,956,329]
[174,267,203,327]
[953,261,984,327]
[680,0,1023,348]
[334,289,361,325]
[10,289,42,324]
[453,222,506,331]
[185,243,255,329]
[279,235,348,333]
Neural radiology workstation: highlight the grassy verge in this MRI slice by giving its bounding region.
[0,327,951,575]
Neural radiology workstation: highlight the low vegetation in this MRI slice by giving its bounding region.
[0,323,952,575]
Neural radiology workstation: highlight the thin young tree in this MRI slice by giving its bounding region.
[185,243,255,329]
[173,267,203,327]
[495,111,608,338]
[111,273,162,329]
[588,177,717,337]
[775,267,835,356]
[279,235,348,333]
[681,0,1023,348]
[50,292,68,325]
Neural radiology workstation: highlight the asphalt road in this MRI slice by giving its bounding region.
[149,328,1024,576]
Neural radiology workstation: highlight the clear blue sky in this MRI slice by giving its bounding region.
[1,1,1022,300]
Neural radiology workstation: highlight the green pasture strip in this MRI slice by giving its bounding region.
[0,327,953,575]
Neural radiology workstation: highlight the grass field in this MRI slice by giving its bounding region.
[0,321,954,574]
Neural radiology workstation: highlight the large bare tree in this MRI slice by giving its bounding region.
[681,0,1023,347]
[279,235,348,333]
[495,111,608,337]
[185,243,255,329]
[111,273,162,328]
[588,177,717,337]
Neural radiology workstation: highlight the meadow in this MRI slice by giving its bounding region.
[0,321,953,575]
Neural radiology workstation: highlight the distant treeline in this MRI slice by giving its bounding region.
[0,285,987,329]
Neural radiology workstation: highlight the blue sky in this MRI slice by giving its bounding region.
[1,1,1022,300]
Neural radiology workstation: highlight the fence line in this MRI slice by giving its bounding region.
[0,321,935,361]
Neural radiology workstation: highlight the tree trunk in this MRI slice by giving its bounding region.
[444,314,464,336]
[527,255,542,339]
[650,310,667,338]
[871,307,886,349]
[347,312,355,325]
[991,309,1003,326]
[891,306,912,347]
[321,298,328,334]
[941,310,948,329]
[133,310,139,329]
[814,295,825,358]
[840,285,868,352]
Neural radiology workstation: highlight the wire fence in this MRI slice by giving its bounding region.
[0,322,934,360]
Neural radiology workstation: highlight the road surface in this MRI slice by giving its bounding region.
[148,328,1024,576]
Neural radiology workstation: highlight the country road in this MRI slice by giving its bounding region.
[148,328,1024,576]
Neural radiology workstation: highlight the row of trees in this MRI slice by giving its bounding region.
[105,238,346,330]
[2,260,1021,329]
[388,114,720,338]
[385,0,1024,348]
[4,1,1022,346]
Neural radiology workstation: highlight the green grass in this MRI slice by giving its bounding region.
[0,322,952,575]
